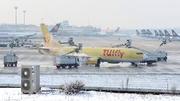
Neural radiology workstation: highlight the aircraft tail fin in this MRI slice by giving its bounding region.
[147,29,153,35]
[105,27,109,33]
[40,23,64,47]
[50,23,61,33]
[136,30,141,35]
[159,30,164,36]
[141,29,147,36]
[114,27,120,33]
[172,30,179,36]
[154,30,159,36]
[164,30,171,36]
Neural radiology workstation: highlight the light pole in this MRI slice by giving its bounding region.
[23,10,26,31]
[23,10,26,25]
[14,6,18,31]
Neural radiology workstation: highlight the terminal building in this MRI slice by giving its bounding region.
[0,20,101,36]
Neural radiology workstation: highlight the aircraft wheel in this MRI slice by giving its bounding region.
[131,62,137,67]
[74,64,78,68]
[147,62,152,66]
[56,66,60,69]
[69,65,72,68]
[158,58,161,61]
[95,58,101,67]
[164,57,167,61]
[134,64,137,67]
[61,65,66,69]
[15,62,17,67]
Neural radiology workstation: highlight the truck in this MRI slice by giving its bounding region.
[3,42,18,67]
[131,40,168,66]
[3,52,18,67]
[54,55,79,69]
[140,51,167,65]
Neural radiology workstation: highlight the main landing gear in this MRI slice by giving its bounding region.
[131,62,138,67]
[95,58,101,67]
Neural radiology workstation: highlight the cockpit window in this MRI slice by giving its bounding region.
[136,52,143,55]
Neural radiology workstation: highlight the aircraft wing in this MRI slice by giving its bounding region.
[13,33,37,40]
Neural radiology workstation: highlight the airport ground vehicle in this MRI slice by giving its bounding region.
[3,43,18,67]
[0,43,7,47]
[140,51,167,65]
[54,55,79,69]
[112,39,168,66]
[3,53,18,67]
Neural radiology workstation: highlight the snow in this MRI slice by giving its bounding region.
[0,73,180,90]
[0,73,180,100]
[0,88,180,101]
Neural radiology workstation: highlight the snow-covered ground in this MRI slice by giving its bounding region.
[0,73,180,90]
[0,88,180,101]
[0,73,180,100]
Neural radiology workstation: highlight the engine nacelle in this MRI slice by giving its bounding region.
[87,58,98,65]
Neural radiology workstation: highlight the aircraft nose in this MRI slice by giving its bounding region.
[143,54,148,60]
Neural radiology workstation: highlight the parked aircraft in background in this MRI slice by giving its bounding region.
[37,23,148,67]
[137,29,154,38]
[96,27,109,35]
[164,30,172,37]
[141,29,148,37]
[146,29,153,36]
[136,30,141,36]
[49,23,61,36]
[147,30,160,39]
[136,29,180,42]
[171,30,180,41]
[0,23,61,43]
[158,30,165,39]
[107,27,120,34]
[154,30,159,37]
[113,27,131,37]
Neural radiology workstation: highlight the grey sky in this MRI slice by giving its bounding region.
[0,0,180,29]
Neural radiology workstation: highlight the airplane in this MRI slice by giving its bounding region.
[114,27,120,33]
[136,29,153,38]
[147,30,168,40]
[158,30,166,39]
[0,23,61,41]
[108,27,120,34]
[154,30,159,37]
[141,29,148,37]
[136,30,141,36]
[164,30,173,41]
[112,27,131,37]
[146,29,153,36]
[171,30,180,41]
[49,23,61,36]
[149,30,161,39]
[96,27,109,36]
[37,23,149,67]
[164,30,172,37]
